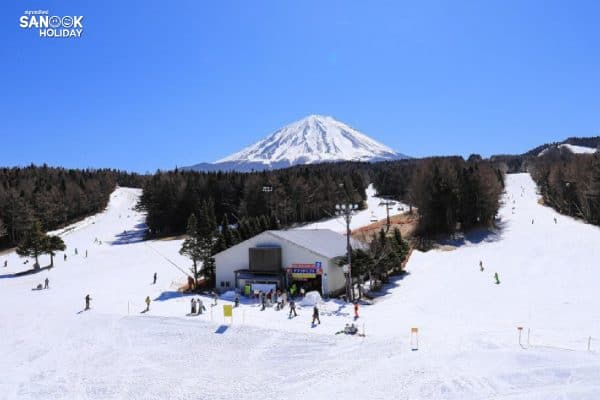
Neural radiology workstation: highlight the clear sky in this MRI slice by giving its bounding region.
[2,0,599,172]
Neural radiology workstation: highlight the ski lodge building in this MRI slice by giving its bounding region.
[214,229,362,297]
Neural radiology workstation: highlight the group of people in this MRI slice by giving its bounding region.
[479,260,501,284]
[33,278,50,291]
[256,289,289,311]
[190,297,206,315]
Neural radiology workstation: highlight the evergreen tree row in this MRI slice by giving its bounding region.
[0,164,145,248]
[338,227,410,293]
[530,152,600,225]
[139,163,368,236]
[371,157,504,235]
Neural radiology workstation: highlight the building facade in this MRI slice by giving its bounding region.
[214,229,361,297]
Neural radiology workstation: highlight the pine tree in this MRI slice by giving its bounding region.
[221,214,234,247]
[269,215,280,230]
[586,154,600,224]
[180,214,202,287]
[45,235,65,268]
[197,200,218,286]
[0,218,6,238]
[16,220,46,268]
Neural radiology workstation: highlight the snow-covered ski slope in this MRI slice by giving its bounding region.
[298,183,408,233]
[1,174,600,399]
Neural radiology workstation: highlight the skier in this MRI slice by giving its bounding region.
[3,260,7,268]
[312,305,321,325]
[63,254,67,262]
[85,250,88,258]
[300,287,305,298]
[531,219,534,224]
[44,277,49,289]
[479,260,484,272]
[153,272,157,285]
[290,284,297,298]
[212,292,218,306]
[234,294,240,308]
[191,298,197,314]
[494,272,500,285]
[145,296,151,312]
[354,301,359,319]
[85,294,91,310]
[260,292,266,311]
[289,299,297,318]
[197,298,205,314]
[554,217,557,224]
[75,248,78,255]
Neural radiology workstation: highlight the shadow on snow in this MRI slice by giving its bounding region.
[111,223,148,245]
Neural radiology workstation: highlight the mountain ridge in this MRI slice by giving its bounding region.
[185,115,409,172]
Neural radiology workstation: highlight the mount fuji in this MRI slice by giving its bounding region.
[185,115,409,172]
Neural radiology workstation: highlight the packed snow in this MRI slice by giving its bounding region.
[1,174,600,399]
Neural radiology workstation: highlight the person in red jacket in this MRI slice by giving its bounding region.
[354,301,359,319]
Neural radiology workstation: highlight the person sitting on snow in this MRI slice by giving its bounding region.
[191,298,197,314]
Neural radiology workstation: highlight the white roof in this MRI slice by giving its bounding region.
[266,229,363,259]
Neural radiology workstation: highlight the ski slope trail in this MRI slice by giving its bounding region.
[298,183,408,233]
[1,175,600,399]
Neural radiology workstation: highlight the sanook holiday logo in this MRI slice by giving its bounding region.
[19,10,83,38]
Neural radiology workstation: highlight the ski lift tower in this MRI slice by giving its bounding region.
[336,203,358,302]
[381,200,395,231]
[262,185,274,221]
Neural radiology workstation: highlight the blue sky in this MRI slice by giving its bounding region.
[1,0,599,172]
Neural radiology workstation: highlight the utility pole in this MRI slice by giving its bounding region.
[336,203,358,302]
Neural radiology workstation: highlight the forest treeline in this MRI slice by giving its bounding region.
[0,165,145,248]
[530,152,600,226]
[141,157,505,238]
[138,163,369,236]
[371,157,504,234]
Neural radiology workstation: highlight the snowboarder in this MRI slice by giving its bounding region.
[312,305,321,325]
[494,272,500,285]
[479,260,484,272]
[145,296,151,312]
[289,300,297,317]
[197,298,205,314]
[44,278,49,289]
[191,298,197,314]
[85,294,91,310]
[354,301,359,319]
[153,272,157,285]
[234,294,240,308]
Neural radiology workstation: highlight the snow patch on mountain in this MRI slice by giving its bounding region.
[186,115,408,172]
[538,143,598,156]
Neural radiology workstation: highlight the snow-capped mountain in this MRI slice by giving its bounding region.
[185,115,409,172]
